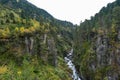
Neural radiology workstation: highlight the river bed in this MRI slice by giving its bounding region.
[64,49,81,80]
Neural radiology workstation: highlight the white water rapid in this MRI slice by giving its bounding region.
[64,49,81,80]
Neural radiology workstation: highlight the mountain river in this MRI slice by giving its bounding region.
[64,49,81,80]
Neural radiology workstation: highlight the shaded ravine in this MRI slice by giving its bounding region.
[64,49,81,80]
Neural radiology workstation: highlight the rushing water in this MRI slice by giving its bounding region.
[64,49,81,80]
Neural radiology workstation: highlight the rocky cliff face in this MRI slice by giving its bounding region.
[74,0,120,79]
[0,33,58,66]
[74,29,120,80]
[94,32,120,80]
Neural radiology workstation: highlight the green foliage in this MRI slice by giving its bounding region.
[112,6,120,24]
[73,0,120,80]
[0,0,74,79]
[0,53,72,80]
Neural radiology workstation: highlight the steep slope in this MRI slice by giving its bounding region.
[0,0,74,80]
[0,0,53,21]
[0,0,74,53]
[0,0,74,27]
[74,0,120,80]
[0,0,74,54]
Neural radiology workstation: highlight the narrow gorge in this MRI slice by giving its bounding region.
[65,49,81,80]
[1,0,120,80]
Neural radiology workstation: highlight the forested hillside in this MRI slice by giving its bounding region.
[0,0,74,80]
[1,0,120,80]
[74,0,120,80]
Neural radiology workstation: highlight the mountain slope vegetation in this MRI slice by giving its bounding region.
[1,0,120,80]
[0,0,74,80]
[74,0,120,79]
